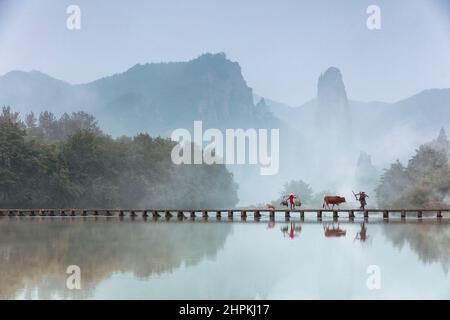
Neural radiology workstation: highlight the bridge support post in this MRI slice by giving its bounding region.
[285,211,290,218]
[227,211,233,219]
[216,211,222,219]
[349,210,355,219]
[202,211,208,219]
[383,210,389,220]
[333,211,338,219]
[417,210,422,219]
[317,210,322,219]
[437,211,443,219]
[300,211,304,220]
[254,210,261,219]
[142,210,148,218]
[241,211,247,219]
[152,210,159,218]
[401,210,406,219]
[165,211,173,219]
[363,210,369,219]
[269,211,275,220]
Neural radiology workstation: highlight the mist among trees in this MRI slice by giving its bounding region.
[0,106,238,208]
[376,129,450,208]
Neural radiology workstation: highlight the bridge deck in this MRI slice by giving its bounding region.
[0,208,448,220]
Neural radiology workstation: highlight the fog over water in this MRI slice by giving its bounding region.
[1,217,449,300]
[0,1,449,206]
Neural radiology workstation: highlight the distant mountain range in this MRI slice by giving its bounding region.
[1,53,449,203]
[260,72,450,165]
[2,52,449,140]
[262,86,450,138]
[0,53,279,137]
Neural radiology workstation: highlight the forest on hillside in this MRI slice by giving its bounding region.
[375,130,450,209]
[0,107,238,208]
[272,129,450,209]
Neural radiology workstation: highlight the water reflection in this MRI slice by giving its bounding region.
[383,223,450,273]
[281,222,302,239]
[0,217,449,299]
[0,218,231,299]
[323,222,347,238]
[267,221,275,229]
[354,222,369,242]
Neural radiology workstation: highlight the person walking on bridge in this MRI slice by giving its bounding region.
[288,193,296,209]
[354,191,369,210]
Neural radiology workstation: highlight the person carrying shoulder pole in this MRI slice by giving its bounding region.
[288,193,296,209]
[353,191,369,210]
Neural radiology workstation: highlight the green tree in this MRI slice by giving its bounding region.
[0,107,239,209]
[376,143,450,208]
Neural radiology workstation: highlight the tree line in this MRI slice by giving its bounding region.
[0,106,238,208]
[274,128,450,209]
[375,129,450,208]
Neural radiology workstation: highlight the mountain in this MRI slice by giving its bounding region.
[2,56,449,203]
[255,67,450,196]
[4,56,448,141]
[315,67,351,133]
[0,70,71,113]
[0,53,280,136]
[389,88,450,129]
[253,93,294,118]
[262,69,450,166]
[268,87,450,139]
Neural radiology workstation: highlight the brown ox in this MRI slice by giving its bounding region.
[323,222,346,238]
[323,196,346,209]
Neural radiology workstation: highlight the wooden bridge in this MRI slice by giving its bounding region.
[0,208,448,220]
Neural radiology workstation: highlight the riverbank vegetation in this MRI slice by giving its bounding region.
[375,129,450,208]
[0,107,238,208]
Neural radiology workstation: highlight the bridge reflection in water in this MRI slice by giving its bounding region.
[0,218,449,299]
[1,208,448,220]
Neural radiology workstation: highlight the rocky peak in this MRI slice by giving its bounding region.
[314,67,351,137]
[317,67,348,107]
[357,151,373,167]
[437,127,448,144]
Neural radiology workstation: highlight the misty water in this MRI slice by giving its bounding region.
[1,216,449,300]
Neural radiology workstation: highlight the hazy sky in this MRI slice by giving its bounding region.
[0,0,449,105]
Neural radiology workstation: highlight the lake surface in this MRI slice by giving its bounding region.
[1,216,449,300]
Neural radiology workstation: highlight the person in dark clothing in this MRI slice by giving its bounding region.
[355,191,369,210]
